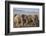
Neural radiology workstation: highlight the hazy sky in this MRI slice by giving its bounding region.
[13,8,39,15]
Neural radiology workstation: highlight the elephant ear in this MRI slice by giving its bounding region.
[13,15,17,24]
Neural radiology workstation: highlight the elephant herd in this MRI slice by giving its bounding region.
[13,14,39,28]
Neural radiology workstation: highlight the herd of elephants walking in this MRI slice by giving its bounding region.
[13,14,39,28]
